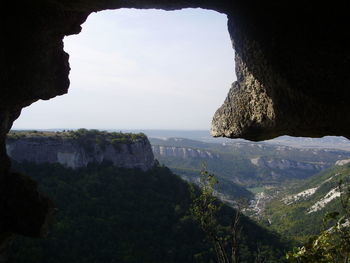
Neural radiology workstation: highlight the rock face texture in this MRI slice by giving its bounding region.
[7,133,155,172]
[211,3,350,141]
[250,157,326,172]
[335,159,350,166]
[1,0,350,245]
[152,145,219,159]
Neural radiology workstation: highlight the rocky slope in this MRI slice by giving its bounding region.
[7,129,155,171]
[262,161,350,241]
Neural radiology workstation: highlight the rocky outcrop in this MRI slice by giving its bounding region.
[7,132,155,172]
[0,172,54,237]
[152,145,219,159]
[212,3,350,141]
[335,159,350,166]
[250,157,326,171]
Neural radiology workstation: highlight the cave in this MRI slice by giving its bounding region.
[1,0,350,251]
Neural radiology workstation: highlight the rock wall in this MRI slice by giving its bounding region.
[250,157,326,171]
[152,145,219,159]
[7,135,155,172]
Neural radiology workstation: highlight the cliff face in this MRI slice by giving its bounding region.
[152,145,219,159]
[250,157,326,171]
[7,131,155,172]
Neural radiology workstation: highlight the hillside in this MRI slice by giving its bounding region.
[150,137,350,188]
[263,161,350,242]
[8,162,288,263]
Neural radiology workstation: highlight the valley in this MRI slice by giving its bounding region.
[6,129,350,262]
[148,135,350,243]
[6,130,288,263]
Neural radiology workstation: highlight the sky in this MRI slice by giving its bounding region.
[12,8,235,130]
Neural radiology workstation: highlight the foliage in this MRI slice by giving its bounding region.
[286,180,350,262]
[172,167,254,202]
[190,166,287,263]
[7,129,147,154]
[190,167,242,263]
[263,165,350,243]
[9,162,288,263]
[9,162,212,263]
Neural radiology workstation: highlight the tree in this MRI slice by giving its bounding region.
[189,165,247,263]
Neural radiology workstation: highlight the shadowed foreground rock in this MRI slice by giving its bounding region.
[0,172,54,237]
[1,0,350,249]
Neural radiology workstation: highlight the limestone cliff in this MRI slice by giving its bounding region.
[152,145,219,159]
[250,157,326,171]
[6,130,155,172]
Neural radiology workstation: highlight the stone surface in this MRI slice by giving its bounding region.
[250,156,326,171]
[152,145,219,159]
[212,6,350,140]
[7,134,155,171]
[0,172,54,237]
[1,0,350,246]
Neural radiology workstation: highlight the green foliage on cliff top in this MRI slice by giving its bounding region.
[7,129,146,141]
[7,129,147,152]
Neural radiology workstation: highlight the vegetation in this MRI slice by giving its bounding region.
[190,168,246,263]
[286,181,350,262]
[9,161,288,263]
[263,164,350,242]
[7,129,146,142]
[189,167,288,263]
[172,167,254,201]
[150,137,350,188]
[7,129,147,153]
[9,132,350,262]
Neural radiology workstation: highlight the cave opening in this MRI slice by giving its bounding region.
[3,2,350,262]
[12,8,235,132]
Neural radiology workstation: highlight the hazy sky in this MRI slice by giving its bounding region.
[13,8,235,130]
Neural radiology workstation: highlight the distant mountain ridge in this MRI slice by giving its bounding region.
[120,130,350,150]
[149,137,350,187]
[6,129,155,171]
[263,135,350,150]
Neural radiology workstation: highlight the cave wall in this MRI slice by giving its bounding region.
[1,0,349,241]
[212,2,350,140]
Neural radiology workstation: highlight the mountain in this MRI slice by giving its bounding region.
[7,129,154,171]
[112,130,350,150]
[263,161,350,242]
[263,136,350,151]
[150,137,350,189]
